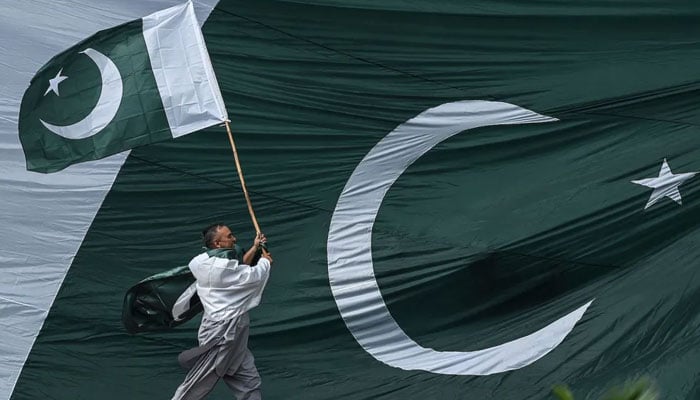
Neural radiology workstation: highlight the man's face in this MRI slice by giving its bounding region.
[213,226,236,249]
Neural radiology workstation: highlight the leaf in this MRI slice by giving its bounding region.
[552,385,575,400]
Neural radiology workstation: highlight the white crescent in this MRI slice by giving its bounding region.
[327,100,593,375]
[40,48,123,140]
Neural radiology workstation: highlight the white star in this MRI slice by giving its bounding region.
[631,158,697,210]
[44,68,68,96]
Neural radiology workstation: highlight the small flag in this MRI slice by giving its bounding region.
[18,1,227,173]
[121,265,200,334]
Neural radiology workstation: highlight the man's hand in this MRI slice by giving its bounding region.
[256,232,272,264]
[253,232,267,250]
[243,232,268,265]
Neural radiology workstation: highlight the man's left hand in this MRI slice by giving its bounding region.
[254,232,267,250]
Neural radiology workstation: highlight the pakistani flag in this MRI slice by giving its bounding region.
[18,1,226,173]
[5,1,700,400]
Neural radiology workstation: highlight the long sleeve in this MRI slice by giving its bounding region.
[189,253,272,321]
[234,257,271,286]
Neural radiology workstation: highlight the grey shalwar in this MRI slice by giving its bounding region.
[172,249,271,400]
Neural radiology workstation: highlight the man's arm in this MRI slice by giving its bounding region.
[235,252,274,286]
[242,232,266,265]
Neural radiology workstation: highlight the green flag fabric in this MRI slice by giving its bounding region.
[18,1,226,173]
[122,245,249,333]
[7,1,700,400]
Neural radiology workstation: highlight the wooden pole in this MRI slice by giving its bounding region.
[224,120,269,255]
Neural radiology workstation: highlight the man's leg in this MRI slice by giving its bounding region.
[222,348,262,400]
[172,351,221,400]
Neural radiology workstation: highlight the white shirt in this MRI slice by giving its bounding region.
[187,251,271,322]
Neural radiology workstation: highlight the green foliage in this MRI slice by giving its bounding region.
[552,377,658,400]
[552,385,574,400]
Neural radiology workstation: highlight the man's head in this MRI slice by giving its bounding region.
[202,223,237,249]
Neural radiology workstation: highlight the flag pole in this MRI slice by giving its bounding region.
[224,120,269,255]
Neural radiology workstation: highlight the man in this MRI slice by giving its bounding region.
[172,223,273,400]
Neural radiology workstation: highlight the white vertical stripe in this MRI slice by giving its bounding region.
[0,2,220,399]
[143,1,228,138]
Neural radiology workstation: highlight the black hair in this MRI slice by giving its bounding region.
[202,223,225,249]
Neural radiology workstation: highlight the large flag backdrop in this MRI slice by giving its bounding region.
[4,1,700,399]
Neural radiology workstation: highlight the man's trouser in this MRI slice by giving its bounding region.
[172,314,261,400]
